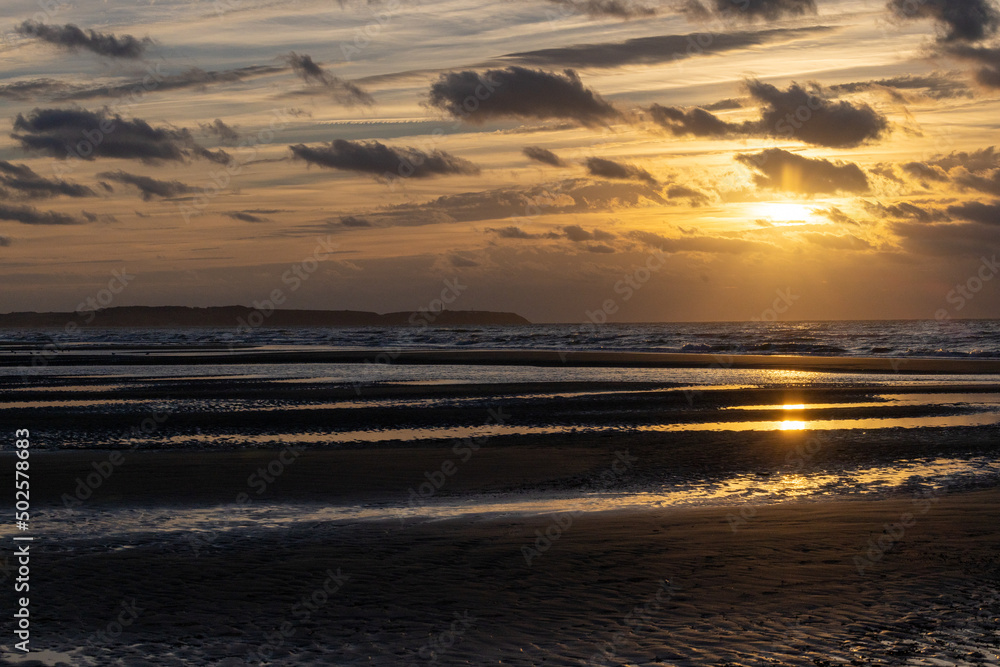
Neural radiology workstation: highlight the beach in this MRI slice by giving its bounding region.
[2,343,1000,666]
[1,486,998,665]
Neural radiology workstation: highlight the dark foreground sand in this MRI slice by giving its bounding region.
[2,489,998,666]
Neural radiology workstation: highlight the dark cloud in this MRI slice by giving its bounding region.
[863,200,949,222]
[15,21,152,58]
[648,80,889,147]
[487,225,549,239]
[747,80,889,148]
[286,52,327,84]
[869,163,906,185]
[901,161,949,183]
[941,44,1000,87]
[946,200,1000,225]
[585,157,657,184]
[666,184,710,205]
[917,146,999,172]
[200,119,241,144]
[892,220,1000,258]
[683,0,816,23]
[523,146,567,167]
[80,210,117,224]
[285,52,374,106]
[12,108,224,163]
[811,206,858,225]
[953,168,1000,195]
[0,79,69,101]
[290,140,480,178]
[0,160,94,199]
[485,224,616,248]
[545,0,657,18]
[502,27,829,68]
[429,67,619,127]
[737,149,870,194]
[341,215,372,227]
[347,179,667,229]
[191,145,231,165]
[647,104,745,137]
[887,0,1000,42]
[828,73,972,100]
[631,229,770,253]
[902,146,1000,193]
[97,170,197,200]
[562,224,616,242]
[799,232,873,250]
[227,211,269,223]
[0,203,82,225]
[702,97,743,110]
[63,65,286,101]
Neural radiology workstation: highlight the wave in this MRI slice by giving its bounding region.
[3,320,1000,359]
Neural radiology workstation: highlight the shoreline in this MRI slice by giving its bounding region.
[4,348,1000,373]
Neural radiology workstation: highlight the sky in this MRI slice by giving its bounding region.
[0,0,999,323]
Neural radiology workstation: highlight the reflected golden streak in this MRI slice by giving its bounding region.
[779,420,807,430]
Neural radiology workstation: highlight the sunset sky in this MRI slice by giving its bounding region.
[1,0,999,322]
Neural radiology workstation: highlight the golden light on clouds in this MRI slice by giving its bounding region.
[0,0,997,320]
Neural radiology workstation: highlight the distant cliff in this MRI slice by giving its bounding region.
[0,306,531,328]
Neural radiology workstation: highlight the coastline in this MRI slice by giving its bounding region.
[5,348,1000,373]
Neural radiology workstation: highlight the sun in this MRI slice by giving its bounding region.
[753,202,815,226]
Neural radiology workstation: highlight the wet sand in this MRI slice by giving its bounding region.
[2,364,999,665]
[3,490,998,666]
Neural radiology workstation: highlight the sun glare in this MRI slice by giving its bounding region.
[754,202,814,225]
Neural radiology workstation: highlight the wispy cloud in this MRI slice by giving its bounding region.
[98,170,198,200]
[0,161,94,199]
[523,146,567,167]
[290,139,480,178]
[585,157,657,184]
[681,0,816,23]
[284,52,374,106]
[15,21,152,59]
[502,27,830,68]
[0,203,83,225]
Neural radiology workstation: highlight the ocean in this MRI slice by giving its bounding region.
[3,318,1000,358]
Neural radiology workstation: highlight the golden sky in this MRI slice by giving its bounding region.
[1,0,999,321]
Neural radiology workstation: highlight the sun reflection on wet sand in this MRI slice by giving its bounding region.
[779,420,807,430]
